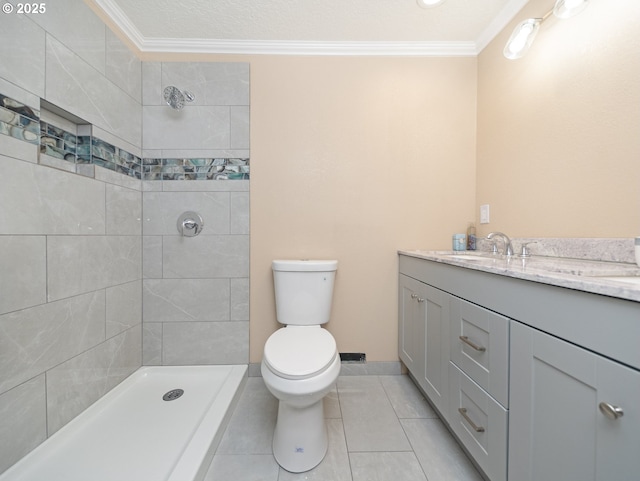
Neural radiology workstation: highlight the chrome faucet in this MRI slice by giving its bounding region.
[486,232,514,256]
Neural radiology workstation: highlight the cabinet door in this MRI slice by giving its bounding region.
[398,274,424,376]
[419,283,450,417]
[509,321,640,481]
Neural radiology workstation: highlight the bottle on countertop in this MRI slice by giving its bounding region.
[466,222,476,250]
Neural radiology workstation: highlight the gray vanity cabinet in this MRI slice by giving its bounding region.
[509,321,640,481]
[398,273,450,418]
[398,252,640,481]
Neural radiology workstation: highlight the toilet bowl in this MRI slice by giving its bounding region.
[261,260,340,473]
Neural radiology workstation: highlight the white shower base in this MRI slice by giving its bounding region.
[0,365,247,481]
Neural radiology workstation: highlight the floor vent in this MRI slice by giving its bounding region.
[340,352,366,363]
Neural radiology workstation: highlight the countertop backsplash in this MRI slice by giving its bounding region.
[476,237,636,264]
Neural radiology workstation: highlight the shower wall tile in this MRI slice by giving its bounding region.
[0,14,46,97]
[92,125,142,159]
[95,164,142,190]
[106,280,142,338]
[142,106,230,150]
[230,106,250,149]
[0,78,41,114]
[0,291,106,395]
[47,236,141,301]
[162,235,249,279]
[0,130,39,163]
[143,279,230,323]
[0,375,47,474]
[230,278,250,321]
[161,62,250,106]
[162,178,250,192]
[106,29,142,103]
[143,323,163,365]
[143,236,163,279]
[142,62,162,106]
[30,0,106,74]
[231,191,250,235]
[0,155,105,235]
[46,325,142,435]
[0,236,46,315]
[143,191,230,235]
[106,184,142,235]
[162,321,249,365]
[46,36,141,148]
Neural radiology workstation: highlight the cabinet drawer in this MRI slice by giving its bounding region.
[449,362,508,481]
[450,297,509,407]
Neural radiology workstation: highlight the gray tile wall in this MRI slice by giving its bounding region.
[0,2,250,475]
[0,1,143,474]
[141,61,250,367]
[141,182,250,365]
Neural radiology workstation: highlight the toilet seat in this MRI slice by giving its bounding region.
[264,327,337,380]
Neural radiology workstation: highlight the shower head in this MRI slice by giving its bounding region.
[163,86,195,110]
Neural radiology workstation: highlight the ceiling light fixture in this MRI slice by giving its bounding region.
[416,0,446,9]
[503,0,590,60]
[553,0,590,18]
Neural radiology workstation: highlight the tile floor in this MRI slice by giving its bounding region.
[204,375,484,481]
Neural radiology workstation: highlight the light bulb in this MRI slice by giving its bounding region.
[416,0,446,8]
[503,18,541,60]
[553,0,589,19]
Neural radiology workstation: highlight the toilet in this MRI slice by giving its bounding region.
[261,259,341,473]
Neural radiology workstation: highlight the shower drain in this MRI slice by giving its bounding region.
[163,389,184,401]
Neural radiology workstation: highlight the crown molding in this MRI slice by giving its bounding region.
[137,38,478,56]
[90,0,529,57]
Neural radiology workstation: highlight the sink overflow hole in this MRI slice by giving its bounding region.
[163,389,184,401]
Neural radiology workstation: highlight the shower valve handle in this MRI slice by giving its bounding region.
[177,211,204,237]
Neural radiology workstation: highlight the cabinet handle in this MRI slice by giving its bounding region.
[458,408,485,432]
[599,402,624,420]
[410,294,425,303]
[459,335,486,352]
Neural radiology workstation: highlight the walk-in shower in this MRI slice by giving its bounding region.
[163,86,195,110]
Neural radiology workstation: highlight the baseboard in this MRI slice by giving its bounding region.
[248,361,402,377]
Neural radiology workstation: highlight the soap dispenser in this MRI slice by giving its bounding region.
[466,222,476,250]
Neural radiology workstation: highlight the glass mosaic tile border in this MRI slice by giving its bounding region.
[1,93,250,181]
[0,94,40,145]
[144,157,250,180]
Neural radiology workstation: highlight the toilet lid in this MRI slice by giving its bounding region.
[264,327,337,380]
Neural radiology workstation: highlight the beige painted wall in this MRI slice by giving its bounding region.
[127,0,640,364]
[476,0,640,238]
[249,56,477,362]
[135,53,478,363]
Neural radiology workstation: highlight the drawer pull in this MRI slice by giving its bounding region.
[458,408,485,432]
[599,402,624,420]
[459,335,486,352]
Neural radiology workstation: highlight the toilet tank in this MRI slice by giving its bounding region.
[272,260,338,325]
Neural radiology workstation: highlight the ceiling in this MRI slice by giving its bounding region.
[87,0,531,56]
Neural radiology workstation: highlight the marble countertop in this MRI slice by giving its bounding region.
[398,250,640,303]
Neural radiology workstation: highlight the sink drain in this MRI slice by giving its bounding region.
[163,389,184,401]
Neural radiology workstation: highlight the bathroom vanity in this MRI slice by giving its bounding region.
[398,250,640,481]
